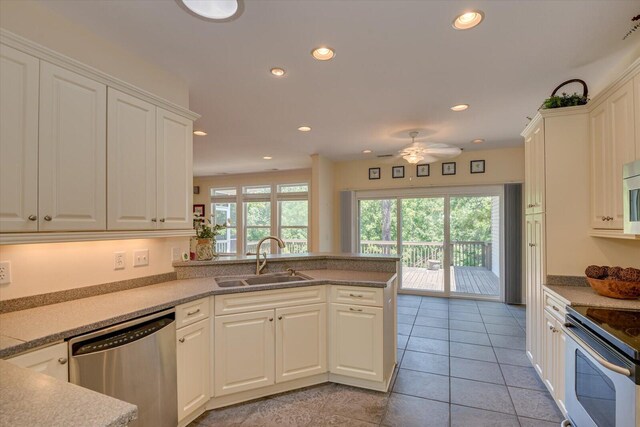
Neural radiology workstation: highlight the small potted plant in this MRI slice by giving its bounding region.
[193,217,227,261]
[541,79,589,110]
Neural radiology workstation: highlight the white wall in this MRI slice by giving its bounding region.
[0,238,189,300]
[0,0,189,108]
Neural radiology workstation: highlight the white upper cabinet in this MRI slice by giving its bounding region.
[590,79,636,230]
[38,62,107,231]
[107,89,157,230]
[524,119,545,215]
[156,108,193,230]
[635,74,640,159]
[0,45,39,232]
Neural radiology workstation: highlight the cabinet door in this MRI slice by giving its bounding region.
[533,214,545,376]
[524,133,534,214]
[0,45,39,232]
[635,75,640,160]
[590,102,610,229]
[555,319,567,415]
[542,309,556,396]
[533,122,545,213]
[214,310,274,396]
[6,342,69,382]
[525,216,536,365]
[275,303,327,383]
[39,62,106,231]
[608,80,636,229]
[156,108,192,230]
[329,303,383,382]
[177,318,211,421]
[107,89,157,230]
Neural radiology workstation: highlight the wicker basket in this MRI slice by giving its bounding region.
[587,278,640,300]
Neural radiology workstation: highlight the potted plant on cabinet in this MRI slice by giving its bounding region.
[541,79,589,109]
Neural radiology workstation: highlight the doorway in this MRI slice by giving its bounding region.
[357,186,503,300]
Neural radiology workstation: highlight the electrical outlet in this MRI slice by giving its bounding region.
[171,247,181,262]
[0,261,11,285]
[114,252,125,270]
[133,249,149,267]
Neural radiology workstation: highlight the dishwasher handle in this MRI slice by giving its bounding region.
[70,309,175,356]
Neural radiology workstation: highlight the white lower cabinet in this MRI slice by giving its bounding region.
[275,303,326,383]
[214,309,275,396]
[329,303,383,382]
[6,342,69,382]
[541,294,567,416]
[177,318,211,422]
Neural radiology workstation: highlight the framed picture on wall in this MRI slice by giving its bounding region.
[392,165,405,179]
[193,204,205,217]
[470,160,485,174]
[442,162,456,175]
[369,167,381,180]
[416,164,430,177]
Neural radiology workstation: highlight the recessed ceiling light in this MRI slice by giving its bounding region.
[270,67,286,77]
[450,104,469,112]
[471,139,485,144]
[311,47,335,61]
[193,130,207,136]
[452,10,484,30]
[181,0,239,20]
[362,149,372,154]
[298,126,312,132]
[263,156,273,160]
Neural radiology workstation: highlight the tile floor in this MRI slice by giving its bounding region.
[190,296,565,427]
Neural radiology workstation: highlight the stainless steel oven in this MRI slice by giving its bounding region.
[564,306,640,427]
[623,160,640,235]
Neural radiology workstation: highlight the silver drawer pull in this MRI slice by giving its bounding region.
[179,338,185,343]
[186,308,201,316]
[28,215,37,221]
[58,357,67,365]
[349,307,363,312]
[349,293,364,298]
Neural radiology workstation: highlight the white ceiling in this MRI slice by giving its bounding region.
[38,0,640,176]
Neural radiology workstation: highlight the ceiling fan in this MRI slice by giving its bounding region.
[395,131,462,164]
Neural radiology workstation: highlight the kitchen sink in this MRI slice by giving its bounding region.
[214,273,311,288]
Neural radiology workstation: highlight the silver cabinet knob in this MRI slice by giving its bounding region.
[278,316,283,320]
[151,218,157,222]
[179,338,185,343]
[44,215,52,221]
[269,318,274,322]
[58,357,67,365]
[28,215,37,221]
[159,218,165,223]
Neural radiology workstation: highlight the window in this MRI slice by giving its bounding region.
[210,181,309,255]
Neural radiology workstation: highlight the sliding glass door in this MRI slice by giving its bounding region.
[401,197,446,294]
[357,187,503,300]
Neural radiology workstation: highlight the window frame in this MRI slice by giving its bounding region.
[210,182,309,255]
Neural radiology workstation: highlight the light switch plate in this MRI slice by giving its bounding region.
[133,249,149,267]
[0,261,11,285]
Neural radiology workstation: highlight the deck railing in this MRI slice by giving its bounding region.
[360,240,492,269]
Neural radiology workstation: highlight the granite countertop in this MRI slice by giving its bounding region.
[544,284,640,310]
[0,269,395,358]
[173,252,401,267]
[0,360,137,427]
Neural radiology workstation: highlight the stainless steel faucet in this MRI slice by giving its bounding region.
[246,236,286,275]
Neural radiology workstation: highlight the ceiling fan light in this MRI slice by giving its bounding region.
[181,0,239,20]
[403,154,424,164]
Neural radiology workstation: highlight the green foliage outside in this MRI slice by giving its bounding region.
[359,197,494,267]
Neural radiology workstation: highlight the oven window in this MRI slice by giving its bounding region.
[576,350,616,427]
[630,189,639,222]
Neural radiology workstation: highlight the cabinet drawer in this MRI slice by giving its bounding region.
[330,286,383,307]
[176,297,210,329]
[6,342,69,382]
[214,286,326,316]
[543,292,566,322]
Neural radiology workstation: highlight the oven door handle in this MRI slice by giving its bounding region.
[563,326,632,377]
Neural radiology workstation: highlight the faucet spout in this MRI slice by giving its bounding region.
[253,236,286,275]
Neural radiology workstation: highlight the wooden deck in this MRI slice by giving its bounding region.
[402,266,499,296]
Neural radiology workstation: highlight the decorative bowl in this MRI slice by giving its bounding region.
[586,278,640,300]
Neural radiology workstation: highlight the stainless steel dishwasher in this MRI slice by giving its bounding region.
[69,309,177,427]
